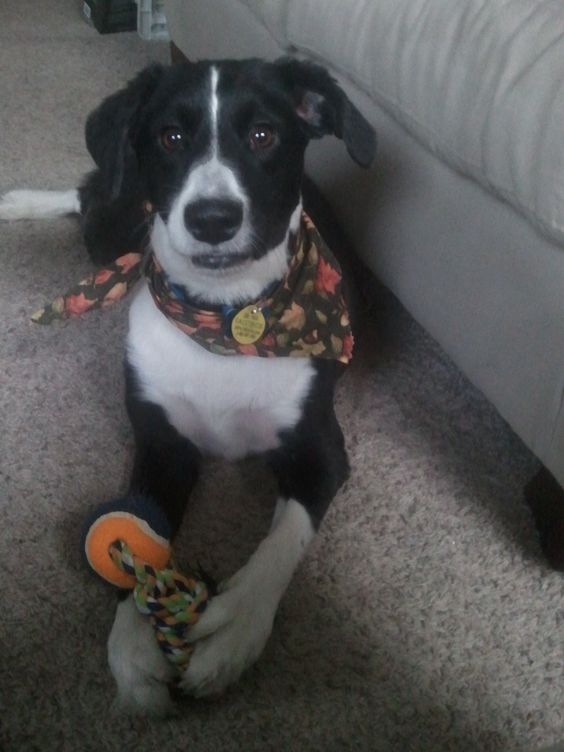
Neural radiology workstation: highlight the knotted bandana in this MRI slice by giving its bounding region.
[32,212,353,364]
[147,213,353,363]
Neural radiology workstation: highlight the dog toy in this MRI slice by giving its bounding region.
[83,496,211,669]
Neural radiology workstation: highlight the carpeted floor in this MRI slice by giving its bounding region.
[1,3,563,751]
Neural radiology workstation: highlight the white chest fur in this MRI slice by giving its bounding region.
[127,286,315,460]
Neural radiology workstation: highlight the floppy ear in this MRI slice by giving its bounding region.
[275,58,376,168]
[85,64,165,199]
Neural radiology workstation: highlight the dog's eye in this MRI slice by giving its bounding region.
[249,124,275,151]
[160,127,184,152]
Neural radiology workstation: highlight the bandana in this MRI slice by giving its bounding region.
[32,212,353,364]
[31,251,143,325]
[146,213,353,362]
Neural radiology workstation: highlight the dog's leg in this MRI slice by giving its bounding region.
[108,594,178,716]
[177,498,315,698]
[0,189,80,220]
[108,371,202,715]
[179,394,349,698]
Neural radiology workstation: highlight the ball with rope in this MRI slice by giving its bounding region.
[82,496,212,671]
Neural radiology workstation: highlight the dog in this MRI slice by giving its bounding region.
[0,58,376,713]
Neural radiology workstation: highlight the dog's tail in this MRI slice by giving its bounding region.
[0,189,80,220]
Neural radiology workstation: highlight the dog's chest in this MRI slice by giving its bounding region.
[127,287,315,460]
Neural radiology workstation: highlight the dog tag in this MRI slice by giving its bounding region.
[231,305,266,344]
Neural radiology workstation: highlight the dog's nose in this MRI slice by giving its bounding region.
[184,199,243,245]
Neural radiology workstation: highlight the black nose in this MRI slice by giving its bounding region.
[184,198,243,245]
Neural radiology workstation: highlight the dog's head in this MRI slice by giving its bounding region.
[86,59,376,303]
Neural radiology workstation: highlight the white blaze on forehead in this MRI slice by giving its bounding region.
[210,66,219,155]
[168,64,246,216]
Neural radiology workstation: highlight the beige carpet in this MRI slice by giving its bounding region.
[1,2,563,751]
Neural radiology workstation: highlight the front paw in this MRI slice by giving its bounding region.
[108,595,177,716]
[178,574,277,698]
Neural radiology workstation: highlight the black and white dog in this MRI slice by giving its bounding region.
[0,58,375,712]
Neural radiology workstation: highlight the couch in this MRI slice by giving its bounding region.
[164,0,564,557]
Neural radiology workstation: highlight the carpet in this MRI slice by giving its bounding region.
[0,2,562,751]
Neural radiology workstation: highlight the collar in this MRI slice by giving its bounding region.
[166,277,280,316]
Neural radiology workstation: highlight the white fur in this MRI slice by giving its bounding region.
[210,66,219,151]
[127,283,314,460]
[0,189,80,220]
[108,595,176,716]
[152,203,301,306]
[109,499,314,705]
[173,155,248,209]
[164,155,252,284]
[179,499,314,697]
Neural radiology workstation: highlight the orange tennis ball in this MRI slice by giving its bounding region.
[83,497,172,588]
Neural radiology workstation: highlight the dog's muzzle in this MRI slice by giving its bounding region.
[184,198,243,246]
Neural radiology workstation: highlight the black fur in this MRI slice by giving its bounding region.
[267,360,350,528]
[124,363,202,536]
[79,59,376,267]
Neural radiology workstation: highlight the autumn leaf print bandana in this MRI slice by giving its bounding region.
[32,212,353,365]
[31,251,143,325]
[146,213,353,363]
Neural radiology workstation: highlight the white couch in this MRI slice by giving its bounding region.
[164,0,564,496]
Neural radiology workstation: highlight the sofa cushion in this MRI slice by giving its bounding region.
[277,0,564,247]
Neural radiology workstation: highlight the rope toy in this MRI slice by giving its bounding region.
[82,496,212,670]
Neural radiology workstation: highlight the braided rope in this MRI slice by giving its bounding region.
[109,540,209,669]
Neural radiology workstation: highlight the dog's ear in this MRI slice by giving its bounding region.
[274,58,376,168]
[85,64,165,198]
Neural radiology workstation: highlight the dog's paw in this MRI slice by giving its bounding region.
[108,595,177,716]
[177,567,277,698]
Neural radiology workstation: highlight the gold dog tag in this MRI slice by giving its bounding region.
[231,305,266,344]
